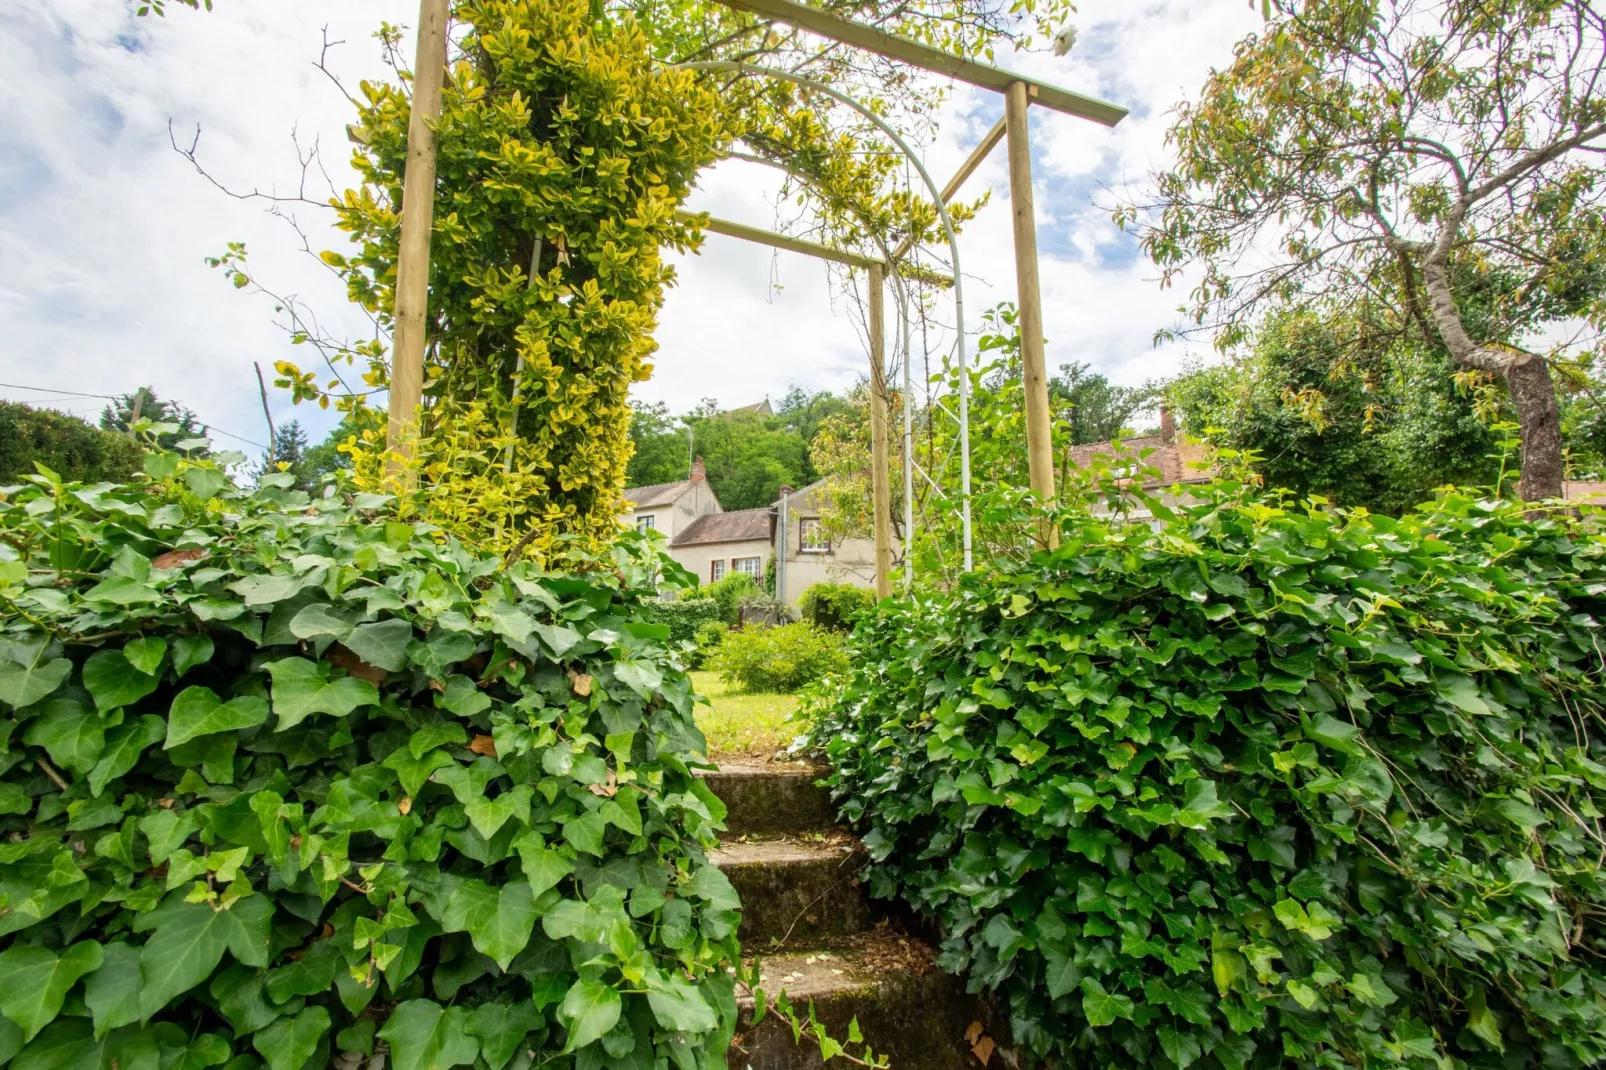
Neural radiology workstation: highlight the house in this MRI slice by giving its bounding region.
[622,461,879,604]
[1064,409,1215,520]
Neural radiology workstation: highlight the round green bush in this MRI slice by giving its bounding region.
[808,487,1606,1069]
[689,621,728,671]
[797,582,875,632]
[707,623,846,694]
[0,464,741,1070]
[702,574,756,627]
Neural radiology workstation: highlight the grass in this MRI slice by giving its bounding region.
[691,670,802,760]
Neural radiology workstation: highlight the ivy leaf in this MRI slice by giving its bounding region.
[440,675,491,716]
[227,574,306,606]
[467,1001,543,1070]
[82,576,162,604]
[289,604,354,643]
[409,722,468,759]
[378,1000,480,1070]
[613,660,662,698]
[1158,1025,1203,1069]
[441,879,537,970]
[253,1005,330,1070]
[1079,978,1135,1029]
[265,658,380,729]
[88,715,165,797]
[137,900,235,1017]
[1043,945,1080,999]
[82,648,159,712]
[559,978,621,1051]
[0,941,104,1041]
[645,974,716,1034]
[122,638,167,676]
[83,943,142,1037]
[165,687,270,748]
[382,747,457,798]
[172,635,215,677]
[1490,798,1548,832]
[684,865,740,912]
[464,784,532,840]
[533,623,582,659]
[0,657,71,709]
[346,619,414,672]
[561,810,606,858]
[22,695,105,775]
[1304,714,1362,755]
[1175,779,1233,829]
[513,834,574,897]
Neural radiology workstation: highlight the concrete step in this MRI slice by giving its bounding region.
[711,837,872,948]
[704,762,835,837]
[730,934,1014,1070]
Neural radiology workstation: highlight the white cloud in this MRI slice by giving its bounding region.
[0,0,1258,445]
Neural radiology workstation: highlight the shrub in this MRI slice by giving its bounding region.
[704,572,757,626]
[0,463,741,1070]
[690,621,729,670]
[798,582,874,631]
[707,623,847,694]
[806,487,1606,1069]
[642,596,720,646]
[0,402,142,485]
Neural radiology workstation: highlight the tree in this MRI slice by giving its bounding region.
[0,403,143,484]
[626,401,691,487]
[258,420,315,491]
[1050,362,1155,446]
[683,406,807,509]
[1168,307,1501,512]
[772,387,849,485]
[1130,0,1606,500]
[99,387,210,453]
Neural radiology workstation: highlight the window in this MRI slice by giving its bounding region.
[710,559,728,582]
[799,517,829,553]
[635,514,656,533]
[733,556,762,579]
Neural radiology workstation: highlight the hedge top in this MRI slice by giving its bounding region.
[0,461,741,1070]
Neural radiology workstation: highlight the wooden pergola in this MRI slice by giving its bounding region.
[386,0,1128,596]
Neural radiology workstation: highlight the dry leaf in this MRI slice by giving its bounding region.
[321,922,335,940]
[397,796,413,816]
[469,735,498,758]
[964,1022,985,1045]
[329,644,386,685]
[587,769,618,798]
[152,548,206,570]
[569,670,593,697]
[157,797,176,809]
[971,1035,995,1066]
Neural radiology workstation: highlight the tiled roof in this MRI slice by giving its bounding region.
[624,480,691,508]
[672,508,771,546]
[1065,437,1214,488]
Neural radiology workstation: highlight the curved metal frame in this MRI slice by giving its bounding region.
[671,59,973,573]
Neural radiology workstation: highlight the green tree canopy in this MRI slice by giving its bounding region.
[0,404,142,485]
[99,388,209,454]
[1129,0,1606,500]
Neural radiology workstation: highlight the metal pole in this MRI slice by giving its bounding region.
[1005,80,1058,548]
[776,489,789,605]
[385,0,450,486]
[867,264,893,598]
[671,61,973,571]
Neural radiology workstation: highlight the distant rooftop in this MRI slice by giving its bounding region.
[1066,435,1214,488]
[672,508,771,546]
[623,480,692,509]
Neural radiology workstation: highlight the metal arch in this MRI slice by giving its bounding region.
[670,59,973,572]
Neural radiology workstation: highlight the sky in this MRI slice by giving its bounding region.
[0,0,1263,451]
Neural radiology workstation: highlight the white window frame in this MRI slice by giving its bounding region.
[799,517,829,554]
[710,559,728,582]
[635,513,656,533]
[732,556,763,579]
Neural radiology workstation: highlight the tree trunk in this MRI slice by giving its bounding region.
[1415,232,1565,501]
[1504,353,1565,501]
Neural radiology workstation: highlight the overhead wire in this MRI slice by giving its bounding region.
[0,380,269,451]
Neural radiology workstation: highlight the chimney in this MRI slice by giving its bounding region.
[690,456,705,483]
[778,485,794,498]
[1159,406,1175,445]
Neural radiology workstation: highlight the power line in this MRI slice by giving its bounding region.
[0,380,267,451]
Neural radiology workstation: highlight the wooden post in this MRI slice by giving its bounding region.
[1005,80,1058,547]
[867,263,893,598]
[385,0,450,485]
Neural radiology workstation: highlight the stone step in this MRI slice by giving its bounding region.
[729,935,1011,1070]
[704,762,835,837]
[711,837,873,947]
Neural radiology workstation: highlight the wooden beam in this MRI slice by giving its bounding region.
[386,0,449,485]
[1005,81,1058,548]
[680,211,954,286]
[941,116,1008,203]
[868,263,893,599]
[717,0,1128,126]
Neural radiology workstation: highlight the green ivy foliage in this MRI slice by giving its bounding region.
[796,583,874,633]
[807,485,1606,1068]
[640,598,719,646]
[0,465,741,1070]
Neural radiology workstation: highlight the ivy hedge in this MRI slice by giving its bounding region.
[808,487,1606,1069]
[640,598,720,647]
[0,464,741,1070]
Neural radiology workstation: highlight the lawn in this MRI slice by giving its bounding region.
[691,670,802,761]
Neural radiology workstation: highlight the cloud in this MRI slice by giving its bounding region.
[0,0,1258,444]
